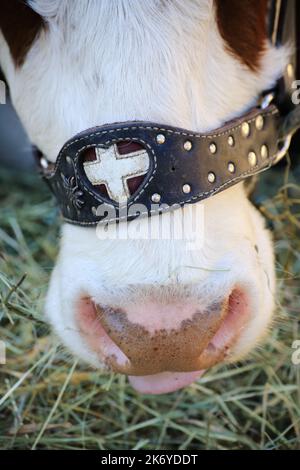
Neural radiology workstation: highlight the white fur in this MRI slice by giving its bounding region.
[0,0,288,371]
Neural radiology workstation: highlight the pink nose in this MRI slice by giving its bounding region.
[90,290,249,375]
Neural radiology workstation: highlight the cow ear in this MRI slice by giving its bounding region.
[0,0,45,67]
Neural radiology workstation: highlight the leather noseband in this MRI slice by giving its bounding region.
[40,103,297,226]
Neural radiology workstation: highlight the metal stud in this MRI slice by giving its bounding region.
[40,157,49,169]
[209,142,217,154]
[183,140,192,151]
[261,93,274,109]
[241,122,250,138]
[255,115,264,131]
[287,63,294,79]
[228,135,235,147]
[207,172,216,183]
[182,183,191,194]
[151,193,161,203]
[227,162,235,173]
[248,151,257,167]
[156,134,165,145]
[260,144,268,159]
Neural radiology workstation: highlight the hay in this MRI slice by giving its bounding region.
[0,163,299,450]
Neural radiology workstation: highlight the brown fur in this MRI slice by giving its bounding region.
[215,0,269,71]
[0,0,44,67]
[1,1,270,72]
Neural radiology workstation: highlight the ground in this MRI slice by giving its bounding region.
[0,159,299,450]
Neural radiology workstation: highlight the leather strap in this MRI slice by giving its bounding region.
[40,103,296,226]
[268,0,297,112]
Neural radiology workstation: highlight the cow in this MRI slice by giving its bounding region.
[0,0,298,394]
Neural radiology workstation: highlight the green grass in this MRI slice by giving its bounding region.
[0,163,299,450]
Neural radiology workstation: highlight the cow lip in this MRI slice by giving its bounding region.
[128,370,206,395]
[77,288,250,392]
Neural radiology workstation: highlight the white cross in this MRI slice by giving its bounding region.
[83,144,149,201]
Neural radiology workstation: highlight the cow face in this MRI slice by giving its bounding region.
[0,0,289,393]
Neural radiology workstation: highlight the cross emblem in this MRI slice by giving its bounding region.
[83,144,150,201]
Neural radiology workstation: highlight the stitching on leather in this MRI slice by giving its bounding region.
[45,105,280,225]
[62,152,277,226]
[49,107,278,175]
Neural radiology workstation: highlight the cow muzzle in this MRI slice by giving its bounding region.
[77,289,250,377]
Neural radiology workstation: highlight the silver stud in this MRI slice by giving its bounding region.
[248,151,257,167]
[260,144,268,159]
[287,63,294,79]
[151,193,161,203]
[209,142,217,154]
[227,162,235,173]
[255,115,264,131]
[208,172,216,183]
[241,122,250,138]
[183,140,192,151]
[156,134,165,144]
[182,183,191,194]
[228,135,235,147]
[40,157,49,169]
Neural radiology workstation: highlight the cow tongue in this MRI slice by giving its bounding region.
[128,370,205,395]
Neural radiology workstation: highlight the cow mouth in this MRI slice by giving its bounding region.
[77,289,250,394]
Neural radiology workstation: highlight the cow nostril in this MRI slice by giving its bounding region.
[204,289,250,354]
[77,298,130,368]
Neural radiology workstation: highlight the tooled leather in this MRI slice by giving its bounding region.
[42,104,282,226]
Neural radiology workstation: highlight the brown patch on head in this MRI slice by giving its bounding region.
[0,0,45,67]
[214,0,269,71]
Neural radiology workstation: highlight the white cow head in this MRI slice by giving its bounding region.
[0,0,289,393]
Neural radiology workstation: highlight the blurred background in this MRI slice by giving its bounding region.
[0,78,35,171]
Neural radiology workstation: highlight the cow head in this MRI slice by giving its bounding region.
[0,0,290,393]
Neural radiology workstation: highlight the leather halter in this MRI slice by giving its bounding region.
[38,0,300,226]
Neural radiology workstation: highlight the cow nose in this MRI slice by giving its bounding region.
[95,296,237,375]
